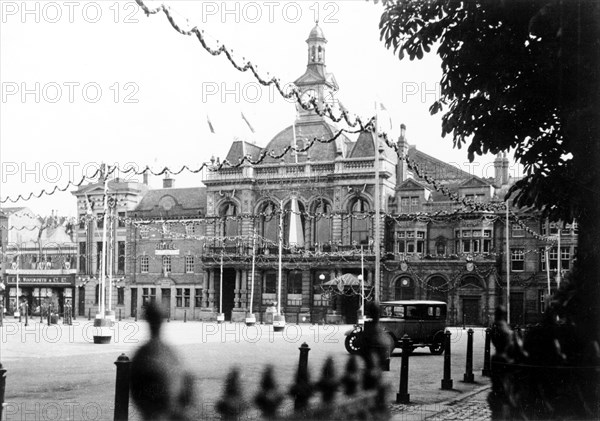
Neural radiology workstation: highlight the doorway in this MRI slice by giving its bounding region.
[510,293,525,326]
[161,289,171,318]
[220,268,236,321]
[462,297,481,326]
[130,288,137,317]
[341,293,360,324]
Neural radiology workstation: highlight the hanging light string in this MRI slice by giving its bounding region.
[0,165,114,204]
[134,0,371,129]
[0,123,367,204]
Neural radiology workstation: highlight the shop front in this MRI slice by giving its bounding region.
[4,270,76,317]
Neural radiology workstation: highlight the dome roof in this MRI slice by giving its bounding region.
[262,120,350,164]
[307,23,326,41]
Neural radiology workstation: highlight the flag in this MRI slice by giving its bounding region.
[85,194,93,215]
[379,102,393,130]
[241,112,255,133]
[288,196,304,248]
[206,115,215,134]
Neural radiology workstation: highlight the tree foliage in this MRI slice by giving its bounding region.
[377,1,600,418]
[377,0,599,223]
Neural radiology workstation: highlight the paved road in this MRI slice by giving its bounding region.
[0,319,490,420]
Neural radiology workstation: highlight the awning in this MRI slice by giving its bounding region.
[322,273,370,292]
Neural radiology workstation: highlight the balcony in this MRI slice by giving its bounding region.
[203,157,395,183]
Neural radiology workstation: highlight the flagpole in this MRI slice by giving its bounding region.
[219,250,224,316]
[249,229,256,316]
[277,200,283,315]
[545,245,551,298]
[373,103,381,303]
[505,201,510,325]
[99,172,109,318]
[244,229,258,326]
[107,205,113,315]
[15,253,20,318]
[556,221,562,288]
[360,245,365,318]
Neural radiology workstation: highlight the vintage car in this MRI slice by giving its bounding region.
[344,300,447,355]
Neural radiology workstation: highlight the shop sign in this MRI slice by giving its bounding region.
[155,241,179,255]
[6,276,72,285]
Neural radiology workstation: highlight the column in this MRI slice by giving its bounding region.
[234,269,241,308]
[202,270,209,307]
[208,269,215,309]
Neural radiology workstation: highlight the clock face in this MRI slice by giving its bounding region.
[301,89,317,104]
[159,196,176,211]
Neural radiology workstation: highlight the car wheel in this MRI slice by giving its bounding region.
[345,333,363,355]
[429,342,444,355]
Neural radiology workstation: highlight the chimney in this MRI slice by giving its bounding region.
[142,170,148,185]
[163,172,174,188]
[396,123,409,186]
[494,153,503,187]
[502,152,509,185]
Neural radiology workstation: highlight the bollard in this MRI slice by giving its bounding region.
[114,353,131,421]
[441,330,453,389]
[0,305,3,327]
[88,308,91,321]
[293,342,312,411]
[396,334,411,404]
[296,311,300,325]
[134,308,138,322]
[40,308,43,323]
[47,310,51,325]
[184,310,187,323]
[24,304,29,327]
[482,327,492,376]
[0,363,6,421]
[463,328,475,382]
[119,309,122,322]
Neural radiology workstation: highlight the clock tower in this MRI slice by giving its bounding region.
[294,22,339,123]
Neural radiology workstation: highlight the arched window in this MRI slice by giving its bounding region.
[350,198,370,246]
[317,45,323,62]
[311,46,316,62]
[427,276,447,301]
[394,277,415,300]
[261,201,279,245]
[460,276,482,289]
[219,202,238,237]
[313,199,332,246]
[284,199,306,248]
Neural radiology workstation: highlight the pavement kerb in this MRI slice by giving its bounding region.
[390,384,492,421]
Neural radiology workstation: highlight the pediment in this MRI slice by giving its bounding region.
[459,177,492,188]
[397,178,428,191]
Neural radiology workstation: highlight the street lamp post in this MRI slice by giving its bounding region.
[245,229,257,326]
[217,250,225,323]
[273,199,286,332]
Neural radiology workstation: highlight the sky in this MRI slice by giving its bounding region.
[0,0,522,217]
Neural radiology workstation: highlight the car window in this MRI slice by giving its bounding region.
[393,306,404,318]
[405,305,420,319]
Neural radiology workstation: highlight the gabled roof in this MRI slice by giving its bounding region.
[408,148,473,183]
[294,68,338,90]
[0,207,28,216]
[134,187,207,217]
[225,141,263,164]
[459,176,493,188]
[71,179,148,196]
[397,178,429,191]
[349,131,398,164]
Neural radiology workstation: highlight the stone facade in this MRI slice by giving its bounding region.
[65,25,576,326]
